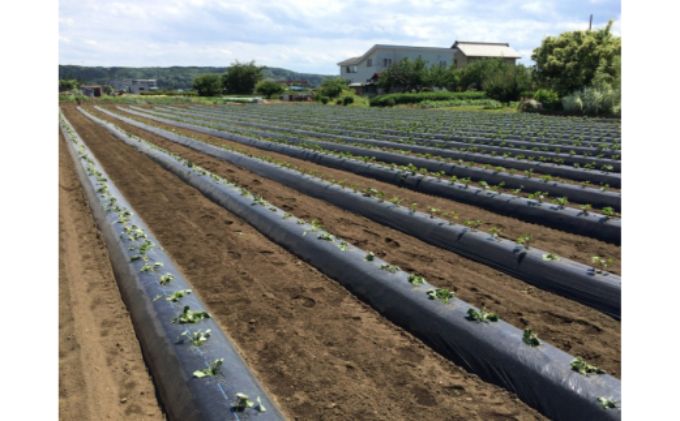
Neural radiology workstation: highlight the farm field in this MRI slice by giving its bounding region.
[60,101,621,420]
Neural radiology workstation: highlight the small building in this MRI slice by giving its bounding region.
[451,41,521,68]
[110,79,159,94]
[338,40,521,86]
[80,85,103,97]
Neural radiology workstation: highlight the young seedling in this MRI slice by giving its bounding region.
[516,234,532,249]
[193,358,223,378]
[523,329,541,346]
[591,256,613,274]
[601,207,615,218]
[463,219,482,230]
[317,232,334,241]
[466,308,499,323]
[365,252,375,262]
[427,288,454,304]
[232,393,255,412]
[180,329,212,346]
[140,262,163,273]
[166,289,192,303]
[409,202,418,214]
[407,274,426,286]
[597,397,618,410]
[380,264,400,273]
[174,306,210,324]
[553,197,568,208]
[542,253,560,262]
[336,241,349,251]
[159,273,175,285]
[488,226,502,240]
[571,357,605,376]
[580,204,593,215]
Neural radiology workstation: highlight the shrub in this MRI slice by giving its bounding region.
[254,80,285,98]
[370,91,486,106]
[319,96,329,104]
[533,88,561,111]
[482,64,532,103]
[562,83,620,116]
[192,74,222,97]
[318,77,347,99]
[342,95,354,106]
[562,93,584,114]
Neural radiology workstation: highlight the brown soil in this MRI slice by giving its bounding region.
[59,133,165,420]
[62,104,544,419]
[86,105,621,377]
[110,104,621,274]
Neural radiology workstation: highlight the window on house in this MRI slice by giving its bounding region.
[367,58,372,67]
[383,58,392,67]
[345,65,358,73]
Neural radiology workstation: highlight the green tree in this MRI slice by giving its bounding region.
[222,61,263,94]
[482,64,532,102]
[255,80,285,98]
[532,21,621,95]
[318,77,347,98]
[59,79,79,92]
[423,64,458,90]
[192,74,222,96]
[456,59,507,91]
[378,57,427,92]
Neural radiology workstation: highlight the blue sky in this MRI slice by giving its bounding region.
[59,0,620,75]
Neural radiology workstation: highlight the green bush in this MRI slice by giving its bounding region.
[342,95,354,106]
[533,88,561,111]
[482,64,532,103]
[335,98,343,105]
[192,74,223,96]
[319,96,329,104]
[318,77,347,99]
[562,93,584,114]
[561,83,619,116]
[370,91,486,106]
[254,80,285,98]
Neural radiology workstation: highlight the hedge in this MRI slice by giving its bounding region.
[370,91,487,106]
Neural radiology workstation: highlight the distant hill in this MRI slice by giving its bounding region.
[59,65,334,90]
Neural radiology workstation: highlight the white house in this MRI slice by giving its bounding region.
[338,41,521,85]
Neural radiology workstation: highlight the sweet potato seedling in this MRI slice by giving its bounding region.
[166,289,192,302]
[427,288,454,304]
[571,357,605,376]
[159,273,175,285]
[174,306,211,324]
[466,308,499,323]
[181,329,212,346]
[193,358,223,378]
[597,397,618,410]
[523,329,540,346]
[407,274,426,286]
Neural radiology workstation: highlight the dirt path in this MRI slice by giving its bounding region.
[109,105,621,273]
[61,105,544,420]
[59,133,165,420]
[88,105,621,377]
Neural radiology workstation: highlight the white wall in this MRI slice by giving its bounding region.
[340,47,455,84]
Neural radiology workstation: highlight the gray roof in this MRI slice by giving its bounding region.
[337,44,454,66]
[451,41,521,58]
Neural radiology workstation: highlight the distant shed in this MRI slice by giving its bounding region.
[80,85,103,97]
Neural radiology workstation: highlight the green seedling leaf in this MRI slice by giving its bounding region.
[597,397,618,409]
[427,288,454,304]
[542,253,560,262]
[466,308,499,323]
[166,289,192,303]
[571,357,605,376]
[181,329,212,346]
[365,252,375,261]
[523,329,541,346]
[317,232,334,241]
[193,358,223,378]
[408,274,426,286]
[159,273,175,285]
[174,306,210,324]
[516,234,532,249]
[256,396,267,413]
[233,393,255,412]
[380,264,400,273]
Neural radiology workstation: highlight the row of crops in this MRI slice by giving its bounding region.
[61,102,621,420]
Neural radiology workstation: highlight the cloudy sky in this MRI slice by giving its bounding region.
[59,0,620,75]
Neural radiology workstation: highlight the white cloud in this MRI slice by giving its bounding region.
[59,0,621,73]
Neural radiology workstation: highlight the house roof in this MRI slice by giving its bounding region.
[451,41,521,58]
[337,44,454,66]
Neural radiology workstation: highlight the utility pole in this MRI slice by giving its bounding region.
[589,14,593,31]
